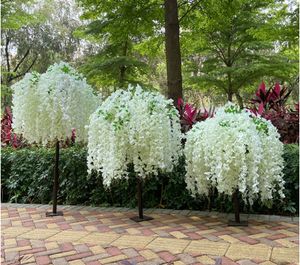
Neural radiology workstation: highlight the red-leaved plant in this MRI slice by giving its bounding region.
[1,106,24,148]
[177,98,214,133]
[249,82,299,144]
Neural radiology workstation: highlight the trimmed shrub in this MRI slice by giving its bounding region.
[1,144,298,215]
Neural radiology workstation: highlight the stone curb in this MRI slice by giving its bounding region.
[2,203,298,223]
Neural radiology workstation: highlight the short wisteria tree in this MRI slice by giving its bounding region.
[12,62,98,216]
[87,86,182,221]
[184,103,285,226]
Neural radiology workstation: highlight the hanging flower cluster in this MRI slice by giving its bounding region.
[87,85,182,186]
[184,102,285,205]
[12,62,98,145]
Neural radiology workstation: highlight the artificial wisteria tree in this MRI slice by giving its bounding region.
[87,86,182,221]
[12,62,98,216]
[184,103,285,226]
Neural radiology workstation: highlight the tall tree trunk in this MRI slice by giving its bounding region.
[227,72,233,101]
[164,0,183,103]
[235,92,244,108]
[119,40,128,87]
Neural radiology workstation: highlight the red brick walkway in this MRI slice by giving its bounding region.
[1,204,299,265]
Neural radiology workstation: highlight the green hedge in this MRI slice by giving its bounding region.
[1,144,299,215]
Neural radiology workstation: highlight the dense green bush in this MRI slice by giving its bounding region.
[1,144,298,215]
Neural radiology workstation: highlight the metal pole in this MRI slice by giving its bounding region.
[137,177,143,219]
[46,140,63,216]
[130,176,153,222]
[233,189,240,223]
[53,140,59,213]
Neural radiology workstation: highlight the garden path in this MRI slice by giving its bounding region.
[1,203,299,265]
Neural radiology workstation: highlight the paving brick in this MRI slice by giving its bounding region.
[50,250,77,259]
[106,246,122,256]
[89,245,105,255]
[52,257,68,265]
[226,244,271,261]
[68,260,86,265]
[78,232,120,245]
[158,251,177,262]
[44,242,59,250]
[5,245,31,253]
[197,255,215,265]
[173,261,186,265]
[219,235,240,244]
[112,235,154,249]
[238,236,259,245]
[237,260,258,265]
[185,240,229,256]
[47,231,90,242]
[3,227,32,237]
[86,261,101,265]
[140,249,158,260]
[122,248,139,258]
[177,253,196,264]
[99,254,128,264]
[221,257,238,265]
[65,251,93,261]
[20,254,36,264]
[271,247,299,264]
[36,256,51,265]
[274,238,298,248]
[259,261,276,265]
[20,229,59,240]
[147,238,190,254]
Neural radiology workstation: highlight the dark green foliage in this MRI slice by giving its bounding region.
[282,144,299,213]
[1,144,298,215]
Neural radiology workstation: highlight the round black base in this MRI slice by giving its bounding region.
[46,211,64,217]
[130,215,153,222]
[228,220,248,226]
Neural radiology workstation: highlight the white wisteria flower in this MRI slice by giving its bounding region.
[184,102,285,205]
[12,62,99,145]
[87,85,182,186]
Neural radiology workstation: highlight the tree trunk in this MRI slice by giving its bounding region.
[119,40,128,87]
[164,0,183,103]
[227,72,233,101]
[235,92,244,108]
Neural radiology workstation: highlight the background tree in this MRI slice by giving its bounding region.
[76,0,163,94]
[181,0,298,107]
[1,0,83,108]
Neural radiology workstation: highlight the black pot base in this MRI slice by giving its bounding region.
[130,215,153,222]
[46,211,64,217]
[228,220,248,226]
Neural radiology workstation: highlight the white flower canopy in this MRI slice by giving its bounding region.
[12,62,99,145]
[184,103,285,205]
[87,85,182,186]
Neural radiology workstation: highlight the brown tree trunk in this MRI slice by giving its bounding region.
[119,40,128,87]
[227,72,233,101]
[164,0,183,103]
[235,92,244,108]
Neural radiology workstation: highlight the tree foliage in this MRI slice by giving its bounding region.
[181,0,298,106]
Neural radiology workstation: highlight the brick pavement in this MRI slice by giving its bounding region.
[1,203,299,265]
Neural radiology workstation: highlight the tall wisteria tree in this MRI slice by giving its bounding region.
[12,62,98,216]
[87,86,182,221]
[184,103,285,226]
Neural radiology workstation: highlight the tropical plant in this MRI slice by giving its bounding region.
[1,106,24,148]
[249,82,299,143]
[177,98,214,132]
